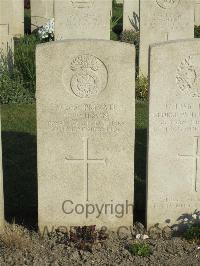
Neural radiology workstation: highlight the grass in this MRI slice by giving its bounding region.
[0,222,34,250]
[1,104,37,228]
[1,102,148,228]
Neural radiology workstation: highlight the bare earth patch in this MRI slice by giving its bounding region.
[0,223,199,265]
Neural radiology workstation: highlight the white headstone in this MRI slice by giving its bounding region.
[123,0,139,31]
[54,0,112,40]
[147,39,200,229]
[139,0,194,76]
[0,0,24,37]
[36,40,135,231]
[195,1,200,26]
[31,0,54,31]
[0,24,14,60]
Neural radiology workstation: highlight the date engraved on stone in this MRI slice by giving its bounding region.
[69,54,108,98]
[176,55,200,97]
[156,0,180,9]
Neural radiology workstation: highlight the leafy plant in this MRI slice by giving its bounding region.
[136,75,148,101]
[184,224,200,244]
[14,35,40,95]
[0,34,41,104]
[127,242,152,257]
[111,0,123,40]
[111,15,122,32]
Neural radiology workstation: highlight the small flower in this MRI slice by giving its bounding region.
[142,234,149,240]
[136,234,141,239]
[184,218,188,222]
[38,18,55,41]
[192,214,197,220]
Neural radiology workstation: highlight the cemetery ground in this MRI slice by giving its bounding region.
[0,2,200,265]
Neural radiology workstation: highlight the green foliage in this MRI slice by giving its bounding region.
[136,75,148,101]
[184,225,200,244]
[14,35,40,94]
[0,35,41,104]
[127,242,151,257]
[110,31,119,41]
[0,66,33,104]
[111,0,123,39]
[195,25,200,38]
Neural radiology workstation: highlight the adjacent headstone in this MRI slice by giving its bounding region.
[147,39,200,229]
[54,0,112,40]
[123,0,139,31]
[139,0,194,76]
[0,111,4,230]
[195,1,200,26]
[31,0,54,31]
[37,40,135,231]
[0,0,24,37]
[0,24,14,61]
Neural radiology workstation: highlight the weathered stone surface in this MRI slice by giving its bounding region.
[54,0,112,40]
[0,110,4,230]
[36,40,135,231]
[31,0,54,31]
[139,0,194,76]
[195,1,200,26]
[0,24,14,59]
[123,0,139,31]
[147,39,200,229]
[0,0,24,37]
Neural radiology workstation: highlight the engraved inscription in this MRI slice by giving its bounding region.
[178,136,200,192]
[150,12,183,31]
[46,103,124,136]
[69,55,108,98]
[156,0,180,9]
[152,103,200,133]
[70,0,94,8]
[176,55,200,98]
[65,137,106,201]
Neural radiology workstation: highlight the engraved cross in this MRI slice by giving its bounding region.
[65,137,106,201]
[178,136,200,192]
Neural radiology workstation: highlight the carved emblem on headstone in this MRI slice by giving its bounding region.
[69,54,108,98]
[156,0,180,9]
[176,55,200,97]
[70,0,94,8]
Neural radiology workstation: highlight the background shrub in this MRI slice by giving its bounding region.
[0,35,40,104]
[136,75,148,101]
